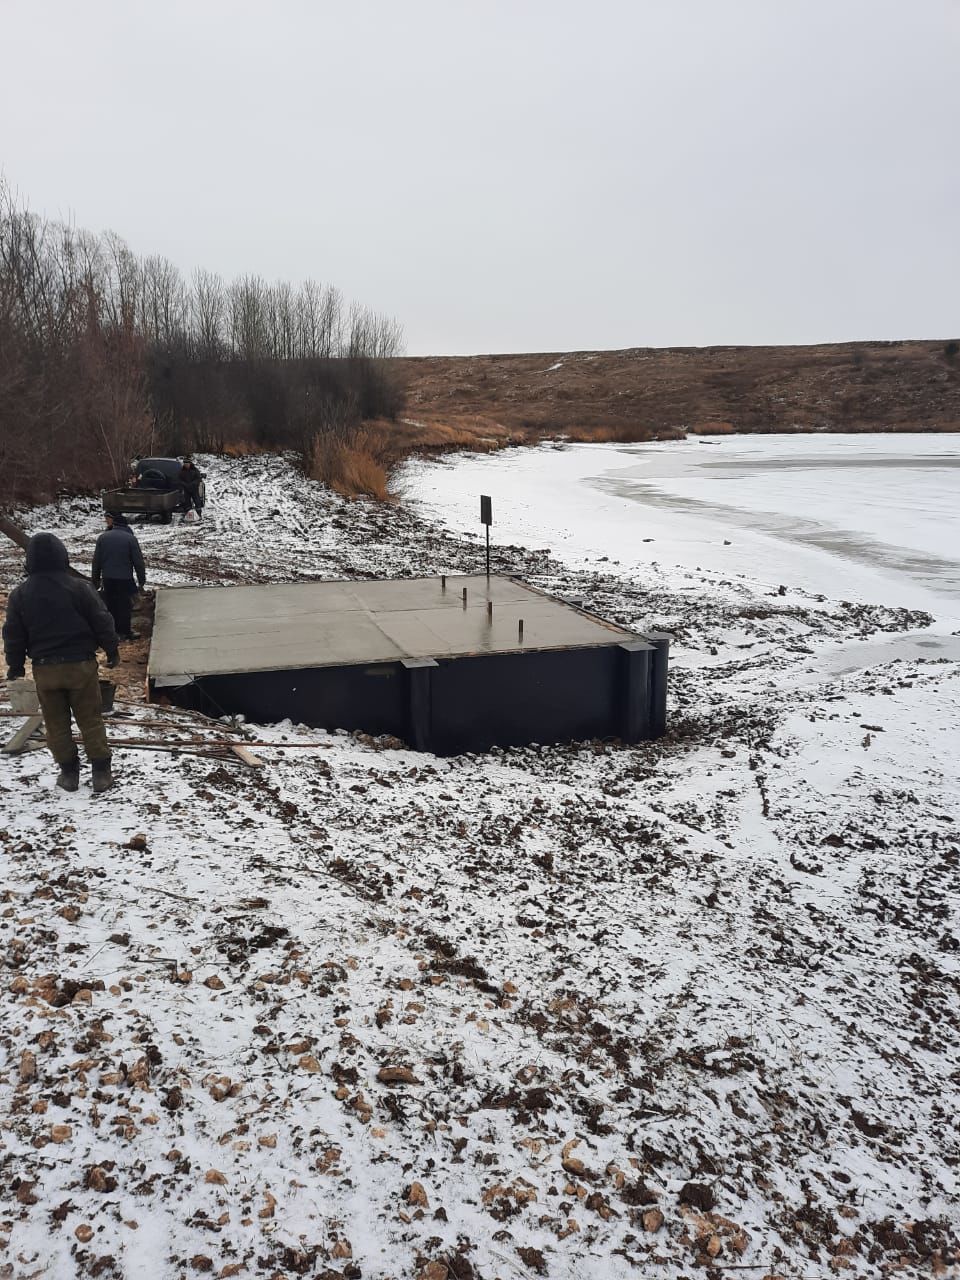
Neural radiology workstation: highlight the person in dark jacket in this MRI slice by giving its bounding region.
[3,533,119,793]
[177,458,204,517]
[92,513,146,640]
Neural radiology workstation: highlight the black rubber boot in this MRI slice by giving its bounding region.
[90,757,114,793]
[56,752,80,793]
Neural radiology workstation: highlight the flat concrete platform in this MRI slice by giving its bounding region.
[147,575,668,754]
[149,575,634,679]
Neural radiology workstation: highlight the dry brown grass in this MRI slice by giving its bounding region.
[333,446,391,502]
[306,412,695,499]
[221,440,269,458]
[305,415,522,499]
[307,434,391,501]
[370,414,516,455]
[559,422,684,444]
[687,420,736,435]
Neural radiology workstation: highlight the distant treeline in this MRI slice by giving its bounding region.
[0,179,405,505]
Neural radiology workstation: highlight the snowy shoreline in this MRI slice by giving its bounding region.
[400,433,960,617]
[0,453,957,1279]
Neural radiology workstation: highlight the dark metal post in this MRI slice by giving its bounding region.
[441,575,446,592]
[487,600,493,622]
[462,587,468,608]
[402,658,438,752]
[518,619,524,643]
[480,495,492,580]
[646,631,671,739]
[617,640,655,742]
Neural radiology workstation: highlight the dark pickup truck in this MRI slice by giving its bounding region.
[102,458,205,524]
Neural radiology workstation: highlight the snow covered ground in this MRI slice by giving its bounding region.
[0,450,958,1279]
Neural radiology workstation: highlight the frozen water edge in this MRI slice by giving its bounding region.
[0,452,957,1279]
[401,433,960,617]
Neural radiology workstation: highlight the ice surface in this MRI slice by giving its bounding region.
[402,433,960,616]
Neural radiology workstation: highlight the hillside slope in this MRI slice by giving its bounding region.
[396,341,960,440]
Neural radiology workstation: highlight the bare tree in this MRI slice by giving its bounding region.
[295,279,320,357]
[1,177,406,504]
[271,280,296,360]
[0,181,151,505]
[320,284,343,357]
[103,231,142,332]
[191,267,226,358]
[228,274,269,359]
[138,255,187,346]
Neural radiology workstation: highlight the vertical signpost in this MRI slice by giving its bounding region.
[480,495,492,580]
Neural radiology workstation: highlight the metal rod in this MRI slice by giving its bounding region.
[487,600,493,622]
[462,587,468,608]
[441,575,446,591]
[485,525,490,579]
[518,619,524,643]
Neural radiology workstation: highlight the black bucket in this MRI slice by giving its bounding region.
[99,680,116,714]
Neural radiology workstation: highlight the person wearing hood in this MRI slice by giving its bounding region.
[177,457,204,518]
[3,533,120,793]
[92,512,146,640]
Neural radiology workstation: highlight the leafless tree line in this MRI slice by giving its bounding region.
[214,275,403,363]
[147,267,404,363]
[1,178,405,504]
[0,181,151,504]
[0,182,402,362]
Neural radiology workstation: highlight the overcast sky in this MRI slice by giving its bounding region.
[1,0,957,355]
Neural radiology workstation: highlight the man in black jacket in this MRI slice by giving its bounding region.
[92,513,146,640]
[3,533,120,793]
[177,458,204,518]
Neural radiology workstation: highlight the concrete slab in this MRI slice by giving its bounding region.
[148,575,635,680]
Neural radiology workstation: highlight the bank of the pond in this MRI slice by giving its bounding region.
[401,433,960,617]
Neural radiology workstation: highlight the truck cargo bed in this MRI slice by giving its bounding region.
[102,488,180,514]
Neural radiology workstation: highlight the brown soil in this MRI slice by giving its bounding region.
[392,339,960,443]
[112,591,154,700]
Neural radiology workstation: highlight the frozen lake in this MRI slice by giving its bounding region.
[401,433,960,619]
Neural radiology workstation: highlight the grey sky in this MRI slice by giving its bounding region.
[2,0,957,355]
